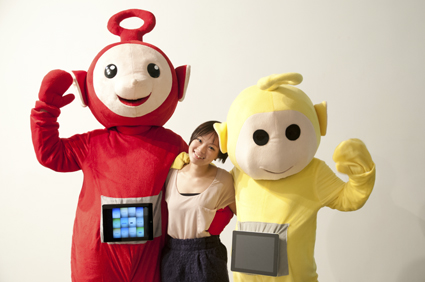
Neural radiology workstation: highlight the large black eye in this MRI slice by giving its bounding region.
[104,64,117,79]
[147,63,160,78]
[286,124,301,141]
[253,130,269,146]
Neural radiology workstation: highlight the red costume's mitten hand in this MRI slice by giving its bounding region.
[38,69,75,109]
[209,206,234,235]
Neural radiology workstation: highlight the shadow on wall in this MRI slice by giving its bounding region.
[420,204,425,237]
[397,257,425,282]
[324,155,425,282]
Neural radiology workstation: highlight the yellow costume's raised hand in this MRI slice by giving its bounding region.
[333,138,374,176]
[325,138,376,212]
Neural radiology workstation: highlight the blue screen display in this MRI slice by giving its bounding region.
[111,207,146,238]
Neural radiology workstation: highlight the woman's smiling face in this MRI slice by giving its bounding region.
[188,132,220,166]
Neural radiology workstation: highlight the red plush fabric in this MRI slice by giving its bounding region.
[108,9,156,42]
[31,104,187,281]
[31,10,232,281]
[31,69,232,282]
[38,69,75,109]
[209,206,234,235]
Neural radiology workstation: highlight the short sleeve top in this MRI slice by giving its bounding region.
[165,167,235,239]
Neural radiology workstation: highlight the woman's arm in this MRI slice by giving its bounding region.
[228,202,237,215]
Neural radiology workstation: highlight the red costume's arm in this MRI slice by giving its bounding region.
[179,137,189,155]
[209,206,234,235]
[30,70,89,172]
[31,102,89,172]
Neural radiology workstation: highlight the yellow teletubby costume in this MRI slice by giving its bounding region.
[214,73,376,282]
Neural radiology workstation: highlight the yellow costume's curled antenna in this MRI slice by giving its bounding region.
[257,73,303,91]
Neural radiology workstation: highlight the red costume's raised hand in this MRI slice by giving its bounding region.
[38,69,75,109]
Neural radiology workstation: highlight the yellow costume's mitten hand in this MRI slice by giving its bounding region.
[171,152,190,170]
[333,138,374,176]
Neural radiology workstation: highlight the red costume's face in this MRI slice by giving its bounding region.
[85,41,179,128]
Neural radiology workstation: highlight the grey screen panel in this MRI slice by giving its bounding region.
[231,230,279,276]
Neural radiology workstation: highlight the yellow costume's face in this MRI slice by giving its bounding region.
[215,73,327,181]
[235,110,318,180]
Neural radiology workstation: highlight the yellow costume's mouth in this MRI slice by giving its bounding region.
[261,166,293,174]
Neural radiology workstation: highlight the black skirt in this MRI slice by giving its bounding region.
[161,235,230,282]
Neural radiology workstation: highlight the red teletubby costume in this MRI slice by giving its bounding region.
[30,9,232,282]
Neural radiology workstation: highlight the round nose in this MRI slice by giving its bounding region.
[115,75,152,99]
[131,75,147,86]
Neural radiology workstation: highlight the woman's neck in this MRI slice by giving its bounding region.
[177,161,218,194]
[182,162,213,178]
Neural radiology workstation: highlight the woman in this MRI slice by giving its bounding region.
[161,121,236,282]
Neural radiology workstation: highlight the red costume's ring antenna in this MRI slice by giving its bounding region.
[107,9,156,42]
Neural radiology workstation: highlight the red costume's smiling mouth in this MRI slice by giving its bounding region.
[118,93,151,106]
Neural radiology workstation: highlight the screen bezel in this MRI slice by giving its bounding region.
[102,203,154,242]
[231,230,280,277]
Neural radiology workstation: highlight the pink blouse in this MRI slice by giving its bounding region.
[165,167,235,239]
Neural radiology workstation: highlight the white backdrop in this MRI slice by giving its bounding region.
[1,0,424,281]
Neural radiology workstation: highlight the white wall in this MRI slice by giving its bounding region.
[1,0,424,281]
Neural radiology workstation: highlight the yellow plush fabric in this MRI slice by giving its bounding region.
[232,149,375,282]
[170,152,190,169]
[216,74,327,174]
[214,73,376,282]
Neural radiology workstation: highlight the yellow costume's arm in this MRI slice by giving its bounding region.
[316,139,376,211]
[170,152,190,170]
